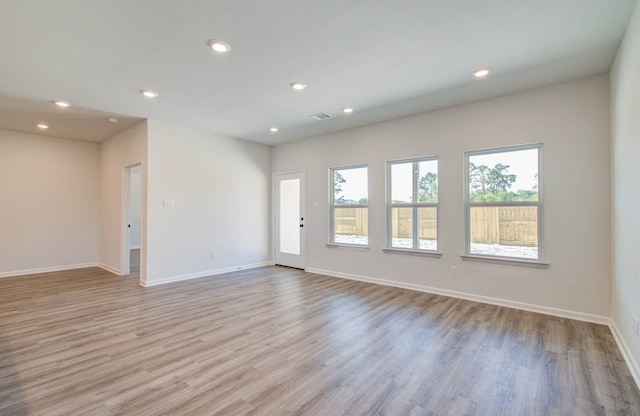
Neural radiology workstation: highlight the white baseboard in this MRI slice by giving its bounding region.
[141,261,272,287]
[305,267,610,325]
[609,319,640,390]
[98,263,121,275]
[0,262,99,278]
[305,267,640,388]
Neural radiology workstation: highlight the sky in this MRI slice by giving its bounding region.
[336,166,368,201]
[335,148,538,202]
[468,147,538,192]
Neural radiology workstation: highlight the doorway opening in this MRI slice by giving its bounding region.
[122,164,142,277]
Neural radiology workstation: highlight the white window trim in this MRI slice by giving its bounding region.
[329,164,369,247]
[382,247,442,258]
[460,254,548,268]
[326,243,370,250]
[463,143,545,265]
[386,156,439,253]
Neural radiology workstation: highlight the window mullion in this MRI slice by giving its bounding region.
[412,162,419,249]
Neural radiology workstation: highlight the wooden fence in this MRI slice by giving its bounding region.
[391,207,437,240]
[335,208,369,237]
[335,206,537,247]
[470,206,537,246]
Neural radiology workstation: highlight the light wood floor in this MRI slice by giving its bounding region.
[1,263,639,415]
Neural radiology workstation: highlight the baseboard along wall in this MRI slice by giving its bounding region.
[140,261,274,287]
[1,261,636,390]
[305,266,640,391]
[0,262,99,279]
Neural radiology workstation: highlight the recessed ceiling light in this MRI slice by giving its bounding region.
[472,67,491,79]
[37,123,49,129]
[290,81,307,91]
[108,117,119,124]
[342,107,354,114]
[53,100,71,108]
[270,127,279,133]
[208,39,231,53]
[139,89,159,98]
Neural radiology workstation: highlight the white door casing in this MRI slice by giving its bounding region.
[274,172,306,269]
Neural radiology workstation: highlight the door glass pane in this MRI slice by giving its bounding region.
[280,179,300,255]
[469,206,538,259]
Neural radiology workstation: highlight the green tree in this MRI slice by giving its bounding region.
[514,189,538,201]
[487,163,516,194]
[469,162,490,196]
[469,162,512,202]
[334,171,346,204]
[469,162,538,202]
[418,172,438,203]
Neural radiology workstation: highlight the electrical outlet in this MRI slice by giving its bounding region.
[451,266,459,276]
[312,250,318,258]
[633,315,639,337]
[211,251,217,260]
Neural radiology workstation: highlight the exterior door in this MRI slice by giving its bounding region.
[275,172,306,269]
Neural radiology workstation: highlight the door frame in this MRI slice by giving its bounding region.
[273,170,307,269]
[121,162,144,282]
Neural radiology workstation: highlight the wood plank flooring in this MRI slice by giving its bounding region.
[1,262,639,415]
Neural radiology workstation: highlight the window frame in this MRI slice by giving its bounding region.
[329,164,369,247]
[463,143,544,264]
[385,156,440,255]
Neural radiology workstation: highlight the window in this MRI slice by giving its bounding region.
[330,165,368,246]
[465,144,542,261]
[387,157,438,251]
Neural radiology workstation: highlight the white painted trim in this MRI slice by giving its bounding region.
[0,263,99,278]
[464,143,545,262]
[305,267,610,325]
[141,261,272,287]
[325,243,370,250]
[609,319,640,390]
[382,248,442,258]
[98,263,121,275]
[460,254,549,268]
[273,171,307,269]
[305,267,640,386]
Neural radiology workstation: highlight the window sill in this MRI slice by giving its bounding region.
[382,248,442,258]
[326,243,370,250]
[460,254,549,268]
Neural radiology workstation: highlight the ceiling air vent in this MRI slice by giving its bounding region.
[309,112,332,121]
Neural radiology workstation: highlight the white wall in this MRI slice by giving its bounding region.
[144,119,271,286]
[129,165,142,248]
[273,75,611,319]
[0,129,99,276]
[99,121,147,278]
[610,0,640,383]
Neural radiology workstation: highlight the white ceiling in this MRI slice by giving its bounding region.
[0,0,636,145]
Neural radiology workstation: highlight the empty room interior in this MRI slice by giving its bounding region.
[1,1,640,415]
